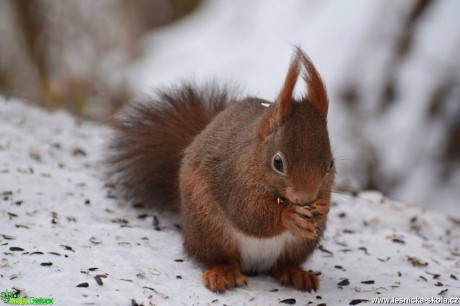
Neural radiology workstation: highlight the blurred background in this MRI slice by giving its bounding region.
[0,0,459,216]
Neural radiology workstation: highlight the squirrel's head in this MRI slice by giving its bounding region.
[257,47,335,206]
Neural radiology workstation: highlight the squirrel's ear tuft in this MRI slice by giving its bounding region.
[273,52,301,124]
[259,52,300,137]
[296,47,328,117]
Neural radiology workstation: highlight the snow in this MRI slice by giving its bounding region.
[1,97,459,305]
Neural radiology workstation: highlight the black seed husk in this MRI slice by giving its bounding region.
[95,275,103,286]
[133,203,144,209]
[349,299,369,305]
[142,286,156,292]
[279,298,296,305]
[60,245,74,251]
[338,279,350,286]
[318,245,333,256]
[438,289,448,296]
[131,299,140,306]
[10,247,24,251]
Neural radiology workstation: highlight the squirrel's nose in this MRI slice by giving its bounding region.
[288,191,317,205]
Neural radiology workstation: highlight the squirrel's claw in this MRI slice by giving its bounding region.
[202,265,247,293]
[271,265,319,292]
[310,202,329,224]
[281,204,317,239]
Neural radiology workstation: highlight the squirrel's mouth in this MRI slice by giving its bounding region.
[258,184,300,206]
[266,187,317,208]
[276,196,287,205]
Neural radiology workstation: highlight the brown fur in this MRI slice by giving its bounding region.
[106,48,335,293]
[296,47,329,117]
[273,53,300,127]
[106,84,236,208]
[271,265,319,292]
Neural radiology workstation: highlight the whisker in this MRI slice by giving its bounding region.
[331,190,354,196]
[330,194,365,222]
[334,157,359,162]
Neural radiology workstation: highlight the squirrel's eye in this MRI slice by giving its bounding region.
[273,154,284,173]
[329,160,334,170]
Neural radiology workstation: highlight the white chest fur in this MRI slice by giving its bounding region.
[231,229,297,272]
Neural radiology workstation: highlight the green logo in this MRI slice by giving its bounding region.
[1,290,53,305]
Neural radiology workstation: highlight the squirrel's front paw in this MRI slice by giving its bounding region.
[281,204,317,239]
[311,201,329,223]
[271,265,319,292]
[202,265,248,293]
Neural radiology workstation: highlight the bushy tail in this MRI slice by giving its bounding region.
[106,83,236,210]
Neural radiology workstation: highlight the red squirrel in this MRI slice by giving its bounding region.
[107,47,335,293]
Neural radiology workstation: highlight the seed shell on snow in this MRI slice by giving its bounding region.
[89,236,102,244]
[1,234,15,240]
[0,258,9,267]
[407,256,428,267]
[349,299,369,305]
[95,275,104,286]
[60,245,74,252]
[438,289,448,296]
[279,298,296,305]
[9,247,25,251]
[318,244,333,256]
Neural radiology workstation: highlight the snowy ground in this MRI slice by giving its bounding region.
[1,98,459,305]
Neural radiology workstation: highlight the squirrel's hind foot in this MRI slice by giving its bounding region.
[271,265,319,292]
[202,264,248,293]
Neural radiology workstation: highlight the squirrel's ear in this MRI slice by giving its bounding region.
[296,47,328,117]
[273,52,301,124]
[258,52,300,137]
